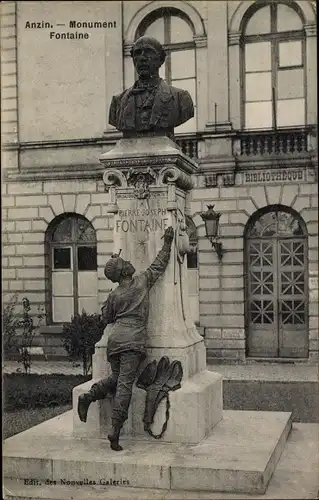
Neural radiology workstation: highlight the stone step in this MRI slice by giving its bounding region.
[4,480,168,500]
[3,409,292,496]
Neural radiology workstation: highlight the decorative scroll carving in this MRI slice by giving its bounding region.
[103,169,128,214]
[158,167,179,186]
[159,166,193,191]
[126,167,157,199]
[103,169,127,188]
[158,167,178,210]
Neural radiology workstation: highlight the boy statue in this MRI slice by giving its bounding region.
[78,226,174,451]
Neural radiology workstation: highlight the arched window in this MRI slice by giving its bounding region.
[244,205,308,358]
[242,2,306,130]
[46,214,98,323]
[137,8,197,133]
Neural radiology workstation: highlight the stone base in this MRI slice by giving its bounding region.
[92,336,207,380]
[3,410,292,495]
[73,370,223,444]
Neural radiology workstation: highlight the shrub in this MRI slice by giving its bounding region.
[3,373,90,412]
[18,297,45,374]
[2,295,45,373]
[61,311,105,376]
[2,293,20,356]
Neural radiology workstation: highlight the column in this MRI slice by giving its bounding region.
[104,1,124,132]
[205,1,231,130]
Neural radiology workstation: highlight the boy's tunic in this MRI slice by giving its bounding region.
[101,245,171,361]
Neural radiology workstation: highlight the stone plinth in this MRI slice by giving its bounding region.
[3,409,292,495]
[73,370,222,444]
[73,136,222,443]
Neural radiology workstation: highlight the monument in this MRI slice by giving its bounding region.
[74,34,223,447]
[3,35,293,498]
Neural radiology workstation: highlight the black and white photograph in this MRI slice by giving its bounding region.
[1,1,318,499]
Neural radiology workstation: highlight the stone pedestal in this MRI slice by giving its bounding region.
[73,136,223,443]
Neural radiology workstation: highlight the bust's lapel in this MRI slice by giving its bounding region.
[118,88,136,129]
[150,80,173,127]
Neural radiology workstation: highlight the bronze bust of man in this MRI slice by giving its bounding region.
[109,36,194,137]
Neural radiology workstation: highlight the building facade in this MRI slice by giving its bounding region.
[1,0,318,362]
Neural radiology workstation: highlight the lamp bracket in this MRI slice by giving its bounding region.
[209,237,225,261]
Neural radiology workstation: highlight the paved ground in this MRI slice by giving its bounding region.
[3,359,318,381]
[3,360,84,376]
[208,362,318,382]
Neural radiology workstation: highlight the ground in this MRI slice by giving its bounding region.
[3,405,71,440]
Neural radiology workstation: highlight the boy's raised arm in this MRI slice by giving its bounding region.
[144,227,174,289]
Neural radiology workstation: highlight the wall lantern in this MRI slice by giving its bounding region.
[200,205,225,261]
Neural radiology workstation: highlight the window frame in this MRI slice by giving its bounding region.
[46,214,97,324]
[241,2,306,131]
[136,7,196,84]
[52,245,73,271]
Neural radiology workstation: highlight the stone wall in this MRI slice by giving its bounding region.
[2,179,114,317]
[2,174,318,363]
[190,177,319,363]
[1,0,19,173]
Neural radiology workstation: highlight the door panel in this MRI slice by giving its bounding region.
[247,240,277,356]
[278,240,308,357]
[247,236,308,358]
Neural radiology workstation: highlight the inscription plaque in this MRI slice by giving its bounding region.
[116,208,169,233]
[243,169,305,184]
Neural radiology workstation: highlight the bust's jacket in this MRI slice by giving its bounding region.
[108,78,194,131]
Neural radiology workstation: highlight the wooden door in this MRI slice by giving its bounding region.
[246,207,308,358]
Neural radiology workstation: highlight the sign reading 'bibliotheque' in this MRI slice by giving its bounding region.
[243,169,306,184]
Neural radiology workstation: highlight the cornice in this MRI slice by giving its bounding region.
[4,163,105,182]
[2,136,120,151]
